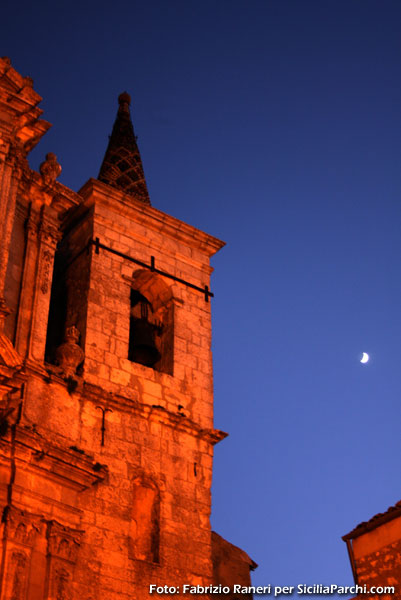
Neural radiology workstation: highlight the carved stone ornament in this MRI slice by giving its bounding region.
[10,551,28,600]
[4,506,42,547]
[47,521,83,563]
[40,249,53,294]
[52,567,71,600]
[26,217,39,241]
[55,326,84,379]
[39,152,62,185]
[6,141,26,166]
[39,219,61,246]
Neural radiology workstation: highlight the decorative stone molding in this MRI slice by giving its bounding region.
[50,566,71,600]
[3,506,42,547]
[40,249,53,294]
[0,57,51,156]
[55,326,84,379]
[5,141,29,172]
[4,426,108,491]
[47,521,83,564]
[39,222,61,247]
[0,508,43,600]
[8,550,29,600]
[49,184,82,215]
[26,217,40,242]
[39,211,62,248]
[45,522,83,600]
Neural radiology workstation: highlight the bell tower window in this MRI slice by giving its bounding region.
[128,289,162,368]
[127,270,174,375]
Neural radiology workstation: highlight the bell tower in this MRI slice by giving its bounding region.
[45,92,223,429]
[0,63,256,600]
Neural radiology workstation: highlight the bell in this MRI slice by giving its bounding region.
[129,318,161,367]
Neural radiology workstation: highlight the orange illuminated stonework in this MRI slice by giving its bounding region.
[0,58,255,599]
[343,502,401,599]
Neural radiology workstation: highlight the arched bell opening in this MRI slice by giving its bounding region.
[127,270,174,374]
[128,289,162,368]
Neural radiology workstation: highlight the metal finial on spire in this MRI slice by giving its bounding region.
[98,93,151,205]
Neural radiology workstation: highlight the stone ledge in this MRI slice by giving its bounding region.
[83,381,227,446]
[2,425,107,491]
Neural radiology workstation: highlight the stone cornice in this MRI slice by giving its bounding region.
[83,381,228,446]
[27,370,228,446]
[0,57,51,154]
[5,426,107,491]
[17,170,82,218]
[78,178,225,258]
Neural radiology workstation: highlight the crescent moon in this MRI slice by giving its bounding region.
[360,352,369,364]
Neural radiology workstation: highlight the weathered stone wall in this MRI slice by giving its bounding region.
[5,178,224,598]
[62,181,216,431]
[354,538,401,594]
[349,514,401,599]
[15,367,217,599]
[0,59,255,600]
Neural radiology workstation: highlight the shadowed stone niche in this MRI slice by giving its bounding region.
[129,476,160,564]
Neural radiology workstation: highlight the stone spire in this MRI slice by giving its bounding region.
[98,92,151,205]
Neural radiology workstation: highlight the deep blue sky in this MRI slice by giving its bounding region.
[3,0,401,590]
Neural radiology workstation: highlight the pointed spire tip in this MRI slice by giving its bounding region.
[97,90,151,205]
[118,91,131,106]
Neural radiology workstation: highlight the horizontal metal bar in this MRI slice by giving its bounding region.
[91,238,213,302]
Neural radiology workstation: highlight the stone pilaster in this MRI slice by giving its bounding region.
[14,205,61,363]
[0,144,28,300]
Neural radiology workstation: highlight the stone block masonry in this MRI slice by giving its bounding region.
[0,61,255,599]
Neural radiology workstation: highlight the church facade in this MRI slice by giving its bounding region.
[0,58,255,600]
